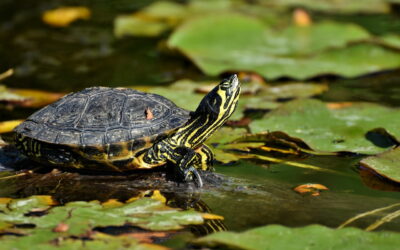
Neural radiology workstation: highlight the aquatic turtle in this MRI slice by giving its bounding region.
[14,75,241,186]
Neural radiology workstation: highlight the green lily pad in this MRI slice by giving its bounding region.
[250,99,400,154]
[29,198,206,232]
[168,14,400,80]
[259,82,328,100]
[0,196,213,248]
[114,1,186,37]
[114,15,170,37]
[193,224,400,249]
[149,79,205,111]
[378,34,400,49]
[360,147,400,183]
[0,230,165,250]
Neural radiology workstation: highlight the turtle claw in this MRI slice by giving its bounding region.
[183,166,203,188]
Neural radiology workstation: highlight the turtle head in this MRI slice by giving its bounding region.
[196,74,241,119]
[171,74,240,148]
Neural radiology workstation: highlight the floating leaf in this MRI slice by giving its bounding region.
[250,99,400,154]
[259,82,328,100]
[42,6,91,27]
[168,14,400,80]
[378,34,400,49]
[358,167,400,192]
[293,183,329,196]
[193,224,400,249]
[0,196,216,249]
[114,1,186,37]
[0,196,212,234]
[0,120,24,134]
[1,230,167,250]
[114,16,170,37]
[360,147,400,184]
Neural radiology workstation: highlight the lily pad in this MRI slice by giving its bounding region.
[114,1,187,37]
[0,230,167,250]
[0,196,216,249]
[168,14,400,80]
[250,99,400,154]
[193,224,400,249]
[360,147,400,183]
[378,34,400,49]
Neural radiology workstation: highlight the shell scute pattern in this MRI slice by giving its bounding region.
[15,87,190,148]
[77,92,126,129]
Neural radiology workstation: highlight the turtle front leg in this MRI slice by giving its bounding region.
[175,148,203,188]
[173,145,215,187]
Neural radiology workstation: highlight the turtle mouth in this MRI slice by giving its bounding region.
[225,74,240,96]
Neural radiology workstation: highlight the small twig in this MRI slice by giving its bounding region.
[338,203,400,229]
[366,208,400,231]
[0,170,32,180]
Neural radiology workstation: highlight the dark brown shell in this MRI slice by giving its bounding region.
[15,87,190,146]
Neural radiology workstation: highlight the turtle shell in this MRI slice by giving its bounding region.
[14,87,191,171]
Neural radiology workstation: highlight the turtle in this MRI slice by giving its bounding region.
[14,75,241,187]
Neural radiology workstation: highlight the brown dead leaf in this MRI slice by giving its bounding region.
[53,223,69,233]
[293,8,312,27]
[225,117,251,127]
[42,6,91,27]
[326,102,354,109]
[293,183,329,196]
[238,72,266,85]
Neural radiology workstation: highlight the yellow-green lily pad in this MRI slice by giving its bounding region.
[168,14,400,80]
[0,196,215,248]
[360,147,400,183]
[193,224,400,250]
[250,99,400,154]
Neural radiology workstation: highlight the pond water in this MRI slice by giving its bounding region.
[1,0,400,243]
